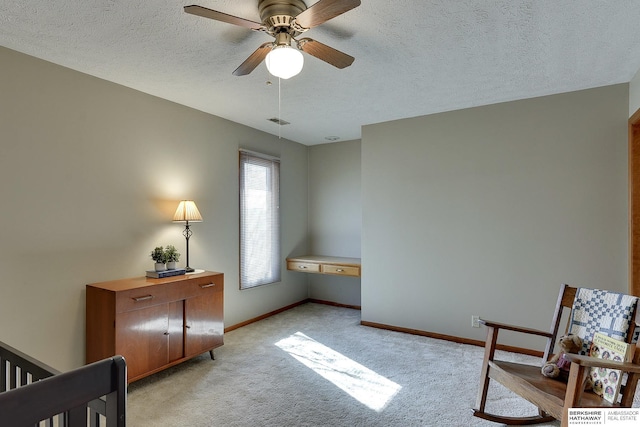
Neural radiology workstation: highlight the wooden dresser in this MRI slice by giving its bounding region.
[286,255,361,277]
[86,271,224,383]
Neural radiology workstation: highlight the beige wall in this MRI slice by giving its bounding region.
[362,85,629,348]
[630,68,640,116]
[0,46,309,371]
[307,140,362,306]
[2,42,632,371]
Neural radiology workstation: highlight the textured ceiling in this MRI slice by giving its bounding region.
[2,1,640,145]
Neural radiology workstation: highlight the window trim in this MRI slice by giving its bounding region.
[239,149,281,290]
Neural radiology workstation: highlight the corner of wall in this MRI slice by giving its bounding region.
[629,69,640,117]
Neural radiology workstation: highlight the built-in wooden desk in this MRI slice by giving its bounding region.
[286,255,361,277]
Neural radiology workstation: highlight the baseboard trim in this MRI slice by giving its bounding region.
[307,298,362,310]
[360,320,544,358]
[225,298,361,332]
[225,300,542,358]
[224,299,309,333]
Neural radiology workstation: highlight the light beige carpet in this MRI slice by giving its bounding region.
[127,303,638,426]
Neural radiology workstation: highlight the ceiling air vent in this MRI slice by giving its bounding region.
[268,117,290,126]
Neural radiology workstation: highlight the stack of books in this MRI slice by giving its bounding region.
[146,268,186,279]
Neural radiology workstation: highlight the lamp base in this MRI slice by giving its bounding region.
[185,266,195,273]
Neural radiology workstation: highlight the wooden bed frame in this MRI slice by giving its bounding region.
[0,340,126,426]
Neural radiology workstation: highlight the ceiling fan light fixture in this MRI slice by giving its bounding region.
[265,45,304,79]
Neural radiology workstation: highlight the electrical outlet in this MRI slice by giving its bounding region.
[472,315,480,328]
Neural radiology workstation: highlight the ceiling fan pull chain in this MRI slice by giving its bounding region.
[278,77,282,139]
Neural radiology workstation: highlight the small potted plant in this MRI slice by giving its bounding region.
[164,245,180,270]
[150,246,166,272]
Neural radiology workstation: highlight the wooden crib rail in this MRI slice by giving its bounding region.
[0,340,60,390]
[0,341,126,426]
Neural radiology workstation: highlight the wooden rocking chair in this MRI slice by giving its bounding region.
[473,284,640,427]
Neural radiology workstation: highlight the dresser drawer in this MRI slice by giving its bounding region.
[115,284,171,313]
[178,275,223,299]
[287,261,321,273]
[322,264,360,277]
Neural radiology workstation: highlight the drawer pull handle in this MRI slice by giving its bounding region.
[299,265,307,269]
[132,295,154,302]
[200,283,216,288]
[336,269,344,272]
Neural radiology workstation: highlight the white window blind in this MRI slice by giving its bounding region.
[239,150,281,289]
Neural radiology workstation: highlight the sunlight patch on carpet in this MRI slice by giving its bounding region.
[275,332,402,411]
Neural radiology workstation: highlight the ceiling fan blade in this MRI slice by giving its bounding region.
[184,5,264,30]
[233,43,273,76]
[297,38,354,69]
[293,0,361,29]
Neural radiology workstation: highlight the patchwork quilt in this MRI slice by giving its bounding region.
[568,288,638,355]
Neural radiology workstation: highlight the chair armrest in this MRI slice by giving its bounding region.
[479,319,553,338]
[563,354,640,374]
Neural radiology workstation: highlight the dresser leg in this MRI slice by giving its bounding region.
[209,350,215,360]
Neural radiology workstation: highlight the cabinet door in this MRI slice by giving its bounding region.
[116,304,169,380]
[184,291,223,357]
[167,300,185,362]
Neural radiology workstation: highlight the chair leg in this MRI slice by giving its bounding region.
[620,372,640,407]
[472,326,557,425]
[474,326,498,413]
[560,363,589,427]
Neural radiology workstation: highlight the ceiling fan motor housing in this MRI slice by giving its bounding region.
[259,0,307,35]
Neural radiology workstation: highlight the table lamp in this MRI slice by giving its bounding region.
[173,200,202,272]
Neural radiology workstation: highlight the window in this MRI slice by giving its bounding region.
[239,150,281,289]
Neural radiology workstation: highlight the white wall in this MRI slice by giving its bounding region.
[306,140,362,306]
[362,85,629,348]
[0,46,309,371]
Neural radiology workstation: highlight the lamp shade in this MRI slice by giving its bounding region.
[173,200,203,222]
[265,46,304,79]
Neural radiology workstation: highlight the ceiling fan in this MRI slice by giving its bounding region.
[184,0,361,78]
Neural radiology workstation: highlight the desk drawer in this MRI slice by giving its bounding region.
[287,261,321,273]
[322,264,360,277]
